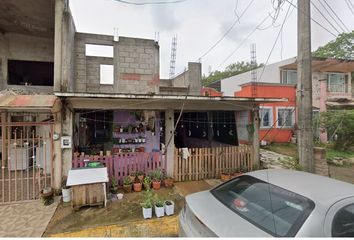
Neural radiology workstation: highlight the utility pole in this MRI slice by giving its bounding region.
[297,0,314,172]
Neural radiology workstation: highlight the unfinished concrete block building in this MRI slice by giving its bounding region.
[0,0,267,203]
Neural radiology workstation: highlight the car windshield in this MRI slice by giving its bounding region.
[211,175,315,237]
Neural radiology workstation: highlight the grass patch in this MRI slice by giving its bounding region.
[326,148,354,160]
[262,143,298,158]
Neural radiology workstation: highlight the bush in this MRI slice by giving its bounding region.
[320,110,354,150]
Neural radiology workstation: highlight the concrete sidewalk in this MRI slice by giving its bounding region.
[0,198,59,237]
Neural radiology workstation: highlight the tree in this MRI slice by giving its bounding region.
[320,110,354,150]
[313,31,354,60]
[202,61,264,86]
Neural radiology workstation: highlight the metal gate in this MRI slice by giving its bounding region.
[0,116,54,203]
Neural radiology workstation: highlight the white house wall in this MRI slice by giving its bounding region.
[221,57,296,96]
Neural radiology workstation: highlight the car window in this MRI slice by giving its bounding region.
[332,204,354,237]
[211,175,315,237]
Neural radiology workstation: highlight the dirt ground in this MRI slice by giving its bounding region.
[329,165,354,184]
[43,187,184,236]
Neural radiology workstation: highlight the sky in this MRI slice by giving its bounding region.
[69,0,354,79]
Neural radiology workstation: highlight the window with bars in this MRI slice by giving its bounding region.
[260,107,273,128]
[277,108,294,128]
[327,73,348,93]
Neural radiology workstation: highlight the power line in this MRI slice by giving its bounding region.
[258,1,294,82]
[310,1,341,34]
[113,0,189,5]
[321,0,350,32]
[196,0,255,61]
[344,0,354,16]
[284,0,337,37]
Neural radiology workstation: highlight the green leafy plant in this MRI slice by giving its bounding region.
[240,165,248,173]
[155,200,164,208]
[123,176,133,186]
[252,164,260,171]
[143,176,151,184]
[141,189,153,209]
[111,176,118,188]
[150,168,163,182]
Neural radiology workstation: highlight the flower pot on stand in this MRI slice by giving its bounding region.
[62,187,71,203]
[155,201,165,218]
[142,207,152,219]
[164,200,175,216]
[152,180,161,190]
[133,182,142,192]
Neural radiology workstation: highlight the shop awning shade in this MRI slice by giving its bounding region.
[55,92,287,111]
[0,94,58,110]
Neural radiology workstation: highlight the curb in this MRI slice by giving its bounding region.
[49,214,179,237]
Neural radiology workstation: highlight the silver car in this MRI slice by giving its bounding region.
[179,169,354,237]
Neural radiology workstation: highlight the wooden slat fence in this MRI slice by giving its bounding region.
[174,145,253,181]
[73,152,165,186]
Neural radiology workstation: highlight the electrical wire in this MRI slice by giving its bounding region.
[196,0,255,61]
[310,1,341,35]
[320,0,350,32]
[113,0,189,5]
[344,0,354,16]
[257,1,293,82]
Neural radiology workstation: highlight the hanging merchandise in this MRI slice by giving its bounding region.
[103,111,106,129]
[188,113,192,137]
[216,112,220,137]
[94,112,97,138]
[196,113,199,128]
[224,111,227,128]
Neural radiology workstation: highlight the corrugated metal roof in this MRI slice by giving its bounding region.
[0,94,58,110]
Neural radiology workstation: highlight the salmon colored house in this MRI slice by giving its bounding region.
[201,87,223,96]
[235,83,296,143]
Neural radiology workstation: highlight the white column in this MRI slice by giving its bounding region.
[164,109,175,178]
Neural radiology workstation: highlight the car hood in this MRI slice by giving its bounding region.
[186,190,272,237]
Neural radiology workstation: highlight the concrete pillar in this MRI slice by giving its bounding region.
[251,109,260,165]
[0,34,9,89]
[313,147,329,177]
[165,109,175,178]
[319,79,328,143]
[54,0,64,92]
[53,112,62,190]
[61,106,73,177]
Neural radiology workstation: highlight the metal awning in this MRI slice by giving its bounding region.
[0,94,59,111]
[55,92,287,111]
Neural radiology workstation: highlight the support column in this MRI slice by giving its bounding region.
[251,109,260,165]
[165,109,175,178]
[0,33,9,89]
[53,112,62,190]
[54,0,64,92]
[61,106,73,177]
[319,79,328,143]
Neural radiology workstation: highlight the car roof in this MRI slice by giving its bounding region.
[247,169,354,207]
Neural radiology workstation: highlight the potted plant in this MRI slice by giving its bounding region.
[110,176,118,194]
[133,179,142,192]
[143,176,152,190]
[41,187,54,206]
[155,200,165,218]
[232,168,242,178]
[136,170,144,182]
[164,176,174,188]
[129,172,136,182]
[150,168,163,190]
[141,189,153,219]
[61,177,71,203]
[220,170,231,181]
[164,200,175,216]
[123,176,133,193]
[240,165,248,174]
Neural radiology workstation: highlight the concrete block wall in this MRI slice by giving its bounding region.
[73,33,159,94]
[169,62,202,95]
[0,32,54,92]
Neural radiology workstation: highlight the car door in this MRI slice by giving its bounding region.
[324,197,354,237]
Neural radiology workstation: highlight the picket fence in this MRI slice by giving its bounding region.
[174,145,254,181]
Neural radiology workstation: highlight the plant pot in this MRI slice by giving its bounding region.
[62,188,71,203]
[123,184,132,193]
[133,182,142,192]
[220,172,231,181]
[138,175,144,182]
[152,180,161,190]
[164,200,175,216]
[232,172,243,178]
[117,193,123,200]
[41,188,54,206]
[155,205,165,218]
[110,187,118,194]
[164,178,174,188]
[143,182,151,190]
[129,175,135,182]
[142,207,152,219]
